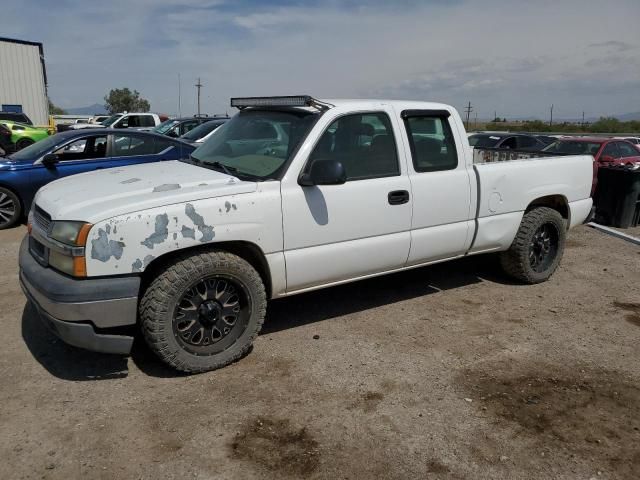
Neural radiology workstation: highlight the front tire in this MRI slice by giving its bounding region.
[0,187,21,229]
[140,251,267,373]
[499,207,566,284]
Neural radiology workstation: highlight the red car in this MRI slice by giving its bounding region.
[542,137,640,195]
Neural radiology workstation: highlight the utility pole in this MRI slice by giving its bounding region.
[549,104,554,127]
[494,110,497,122]
[474,111,478,129]
[195,78,203,116]
[178,74,182,117]
[582,111,585,126]
[464,101,473,129]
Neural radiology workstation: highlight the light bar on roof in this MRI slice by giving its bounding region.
[230,96,313,109]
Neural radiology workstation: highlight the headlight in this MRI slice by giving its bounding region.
[50,221,92,246]
[48,250,77,276]
[47,221,92,277]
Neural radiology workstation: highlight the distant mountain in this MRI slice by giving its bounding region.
[615,112,640,121]
[64,103,108,115]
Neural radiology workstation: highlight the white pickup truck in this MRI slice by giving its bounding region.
[20,96,593,373]
[67,112,163,131]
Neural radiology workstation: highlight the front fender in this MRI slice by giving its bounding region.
[84,184,283,277]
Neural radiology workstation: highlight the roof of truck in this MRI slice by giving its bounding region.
[321,99,453,110]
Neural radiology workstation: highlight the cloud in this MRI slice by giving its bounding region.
[588,40,634,52]
[0,0,638,118]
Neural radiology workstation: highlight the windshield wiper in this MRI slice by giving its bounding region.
[184,156,261,181]
[208,161,238,177]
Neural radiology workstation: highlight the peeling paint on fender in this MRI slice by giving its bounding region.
[185,204,214,242]
[140,214,169,249]
[181,225,196,239]
[131,258,143,272]
[91,229,125,262]
[143,255,155,267]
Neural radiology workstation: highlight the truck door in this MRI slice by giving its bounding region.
[281,109,412,293]
[399,110,474,265]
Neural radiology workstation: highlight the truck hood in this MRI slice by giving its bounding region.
[34,160,258,222]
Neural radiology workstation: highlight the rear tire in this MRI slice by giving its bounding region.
[140,250,267,373]
[15,138,34,151]
[0,187,21,230]
[499,207,566,284]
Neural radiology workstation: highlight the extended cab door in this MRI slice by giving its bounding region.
[281,108,412,293]
[399,110,474,265]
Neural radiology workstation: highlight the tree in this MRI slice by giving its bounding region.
[48,99,67,115]
[103,88,150,114]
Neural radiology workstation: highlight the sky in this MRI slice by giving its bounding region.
[1,0,639,119]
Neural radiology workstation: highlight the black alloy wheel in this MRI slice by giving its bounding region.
[172,275,251,356]
[529,222,559,273]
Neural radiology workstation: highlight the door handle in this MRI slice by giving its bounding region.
[388,190,410,205]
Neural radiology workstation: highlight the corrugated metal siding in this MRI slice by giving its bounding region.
[0,40,49,125]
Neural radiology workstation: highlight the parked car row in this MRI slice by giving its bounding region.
[468,132,555,151]
[471,133,640,197]
[0,120,50,152]
[0,129,195,229]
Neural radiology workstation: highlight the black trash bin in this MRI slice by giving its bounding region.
[595,165,640,228]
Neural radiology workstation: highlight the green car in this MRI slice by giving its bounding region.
[0,121,50,151]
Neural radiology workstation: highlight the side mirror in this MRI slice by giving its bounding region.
[299,159,346,186]
[166,130,178,138]
[42,153,59,167]
[600,155,615,163]
[116,121,128,129]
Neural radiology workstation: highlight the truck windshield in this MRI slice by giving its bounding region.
[189,109,319,180]
[542,141,602,155]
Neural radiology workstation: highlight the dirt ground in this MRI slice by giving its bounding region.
[0,224,639,480]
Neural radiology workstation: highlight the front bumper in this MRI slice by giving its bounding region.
[19,236,140,355]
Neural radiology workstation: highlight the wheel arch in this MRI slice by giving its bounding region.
[140,240,273,299]
[525,194,570,229]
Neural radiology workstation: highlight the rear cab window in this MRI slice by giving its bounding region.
[401,110,458,172]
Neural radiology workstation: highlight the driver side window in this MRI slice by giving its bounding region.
[55,136,107,161]
[601,143,619,159]
[307,112,400,181]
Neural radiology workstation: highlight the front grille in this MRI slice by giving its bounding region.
[33,205,52,232]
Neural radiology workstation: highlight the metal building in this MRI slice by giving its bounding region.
[0,37,49,125]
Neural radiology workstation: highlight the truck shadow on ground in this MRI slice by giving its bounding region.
[262,253,515,334]
[21,253,517,380]
[21,302,130,381]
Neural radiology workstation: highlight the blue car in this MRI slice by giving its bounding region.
[0,129,195,229]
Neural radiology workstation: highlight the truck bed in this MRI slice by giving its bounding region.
[468,153,593,254]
